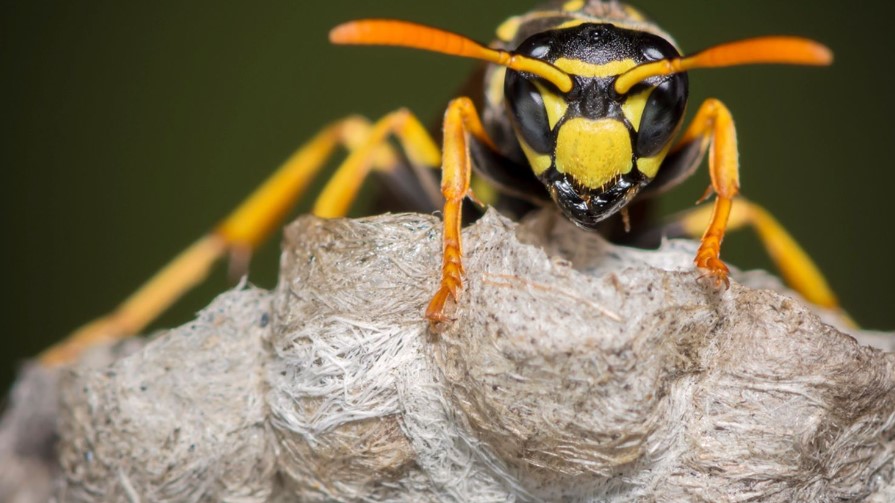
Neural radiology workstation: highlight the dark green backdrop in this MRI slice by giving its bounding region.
[3,1,893,391]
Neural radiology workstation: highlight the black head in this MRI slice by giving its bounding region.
[504,22,688,228]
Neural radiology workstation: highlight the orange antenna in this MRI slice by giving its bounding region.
[614,36,833,94]
[330,19,574,92]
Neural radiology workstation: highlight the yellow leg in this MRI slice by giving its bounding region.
[672,99,848,323]
[312,109,441,218]
[41,110,442,366]
[674,98,740,287]
[678,197,846,318]
[39,235,227,366]
[425,97,497,323]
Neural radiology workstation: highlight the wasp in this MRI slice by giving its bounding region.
[40,0,837,363]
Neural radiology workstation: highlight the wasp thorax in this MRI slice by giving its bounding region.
[504,22,688,228]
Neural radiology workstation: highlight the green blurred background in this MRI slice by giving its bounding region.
[2,1,893,392]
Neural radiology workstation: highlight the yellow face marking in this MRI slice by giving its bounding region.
[555,118,633,189]
[563,0,585,12]
[532,81,569,130]
[518,137,552,176]
[620,87,653,132]
[636,141,672,179]
[552,58,637,78]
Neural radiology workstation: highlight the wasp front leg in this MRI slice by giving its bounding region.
[671,197,851,324]
[646,113,848,322]
[673,98,740,287]
[425,97,497,323]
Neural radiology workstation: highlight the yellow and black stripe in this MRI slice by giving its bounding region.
[43,0,845,362]
[486,18,688,228]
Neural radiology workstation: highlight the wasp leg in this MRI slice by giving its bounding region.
[670,197,852,322]
[668,98,740,288]
[40,110,442,366]
[425,97,497,324]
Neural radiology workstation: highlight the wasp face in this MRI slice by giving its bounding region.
[505,23,688,228]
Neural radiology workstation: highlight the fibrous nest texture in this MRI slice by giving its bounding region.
[3,210,894,502]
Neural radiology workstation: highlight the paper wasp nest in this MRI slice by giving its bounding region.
[3,210,894,502]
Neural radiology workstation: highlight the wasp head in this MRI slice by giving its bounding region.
[505,23,688,228]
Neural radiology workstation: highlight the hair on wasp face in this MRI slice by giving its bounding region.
[503,22,689,229]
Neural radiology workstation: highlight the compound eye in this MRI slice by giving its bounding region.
[635,74,688,158]
[505,70,553,154]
